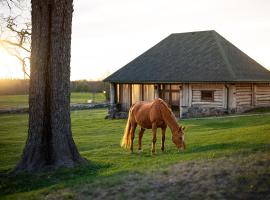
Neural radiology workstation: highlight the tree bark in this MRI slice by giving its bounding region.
[14,0,85,173]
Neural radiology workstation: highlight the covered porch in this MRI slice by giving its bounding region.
[109,83,184,118]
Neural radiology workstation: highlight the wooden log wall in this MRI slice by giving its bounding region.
[191,84,225,108]
[116,82,270,113]
[235,84,252,107]
[255,83,270,106]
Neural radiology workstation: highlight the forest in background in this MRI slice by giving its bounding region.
[0,79,109,96]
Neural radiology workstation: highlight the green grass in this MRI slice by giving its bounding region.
[70,92,106,104]
[0,109,269,199]
[0,92,106,109]
[245,107,270,113]
[0,95,28,109]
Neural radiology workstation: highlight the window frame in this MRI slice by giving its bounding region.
[201,90,214,101]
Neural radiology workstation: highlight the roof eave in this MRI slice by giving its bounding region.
[104,79,270,84]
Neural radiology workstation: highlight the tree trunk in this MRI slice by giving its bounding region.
[15,0,85,173]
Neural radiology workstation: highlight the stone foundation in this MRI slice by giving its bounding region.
[107,104,270,119]
[181,106,228,118]
[106,103,128,119]
[235,106,253,114]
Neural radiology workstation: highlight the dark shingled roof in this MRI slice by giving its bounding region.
[104,30,270,83]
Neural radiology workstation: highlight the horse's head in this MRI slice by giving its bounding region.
[172,126,186,150]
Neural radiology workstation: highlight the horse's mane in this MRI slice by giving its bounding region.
[157,99,179,131]
[158,99,177,119]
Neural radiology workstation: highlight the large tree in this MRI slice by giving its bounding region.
[15,0,85,172]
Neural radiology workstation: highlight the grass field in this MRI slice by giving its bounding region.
[0,109,270,199]
[0,95,28,109]
[0,92,106,109]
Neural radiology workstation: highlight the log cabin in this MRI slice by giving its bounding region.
[104,30,270,118]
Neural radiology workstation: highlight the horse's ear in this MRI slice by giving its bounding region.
[179,126,186,132]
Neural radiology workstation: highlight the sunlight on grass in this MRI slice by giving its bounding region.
[0,93,106,109]
[0,109,269,199]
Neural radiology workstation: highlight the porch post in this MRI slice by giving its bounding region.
[154,84,162,98]
[110,83,117,105]
[228,84,236,113]
[179,85,183,118]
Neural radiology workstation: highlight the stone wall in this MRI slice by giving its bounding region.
[106,103,128,119]
[181,106,228,118]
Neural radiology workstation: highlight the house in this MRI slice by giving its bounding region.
[104,30,270,118]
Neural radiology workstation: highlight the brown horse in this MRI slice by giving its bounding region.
[121,98,186,153]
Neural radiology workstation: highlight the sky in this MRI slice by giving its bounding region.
[0,0,270,80]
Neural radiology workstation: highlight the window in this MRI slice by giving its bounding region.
[201,91,214,101]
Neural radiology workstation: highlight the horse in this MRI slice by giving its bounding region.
[121,98,186,153]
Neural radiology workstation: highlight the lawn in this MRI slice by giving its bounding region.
[0,92,106,109]
[0,109,269,199]
[0,95,28,109]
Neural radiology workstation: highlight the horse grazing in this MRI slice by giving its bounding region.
[121,98,186,153]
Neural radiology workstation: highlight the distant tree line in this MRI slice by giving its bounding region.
[0,79,29,95]
[71,80,110,100]
[0,79,109,97]
[71,80,106,92]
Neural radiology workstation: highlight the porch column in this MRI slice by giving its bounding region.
[110,83,117,105]
[179,86,183,118]
[154,84,161,98]
[228,84,236,113]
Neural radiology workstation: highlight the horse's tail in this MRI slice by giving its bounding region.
[121,106,133,149]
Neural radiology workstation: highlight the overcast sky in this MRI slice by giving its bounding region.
[1,0,270,80]
[70,0,270,80]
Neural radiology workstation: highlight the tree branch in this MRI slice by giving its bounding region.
[0,39,30,52]
[0,6,31,79]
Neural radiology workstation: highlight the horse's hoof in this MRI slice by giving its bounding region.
[151,151,156,156]
[138,149,143,153]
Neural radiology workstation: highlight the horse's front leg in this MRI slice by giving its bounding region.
[151,123,157,154]
[130,123,137,153]
[138,127,145,152]
[161,126,166,152]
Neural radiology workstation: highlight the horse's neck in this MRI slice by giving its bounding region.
[159,101,179,133]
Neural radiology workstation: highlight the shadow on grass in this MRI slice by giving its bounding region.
[0,142,269,198]
[184,142,270,154]
[0,161,111,197]
[185,115,270,131]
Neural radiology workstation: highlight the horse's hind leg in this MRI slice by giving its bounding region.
[130,123,137,153]
[138,127,145,152]
[161,126,166,152]
[151,123,157,154]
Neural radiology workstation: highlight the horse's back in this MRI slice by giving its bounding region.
[130,99,164,129]
[129,101,152,129]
